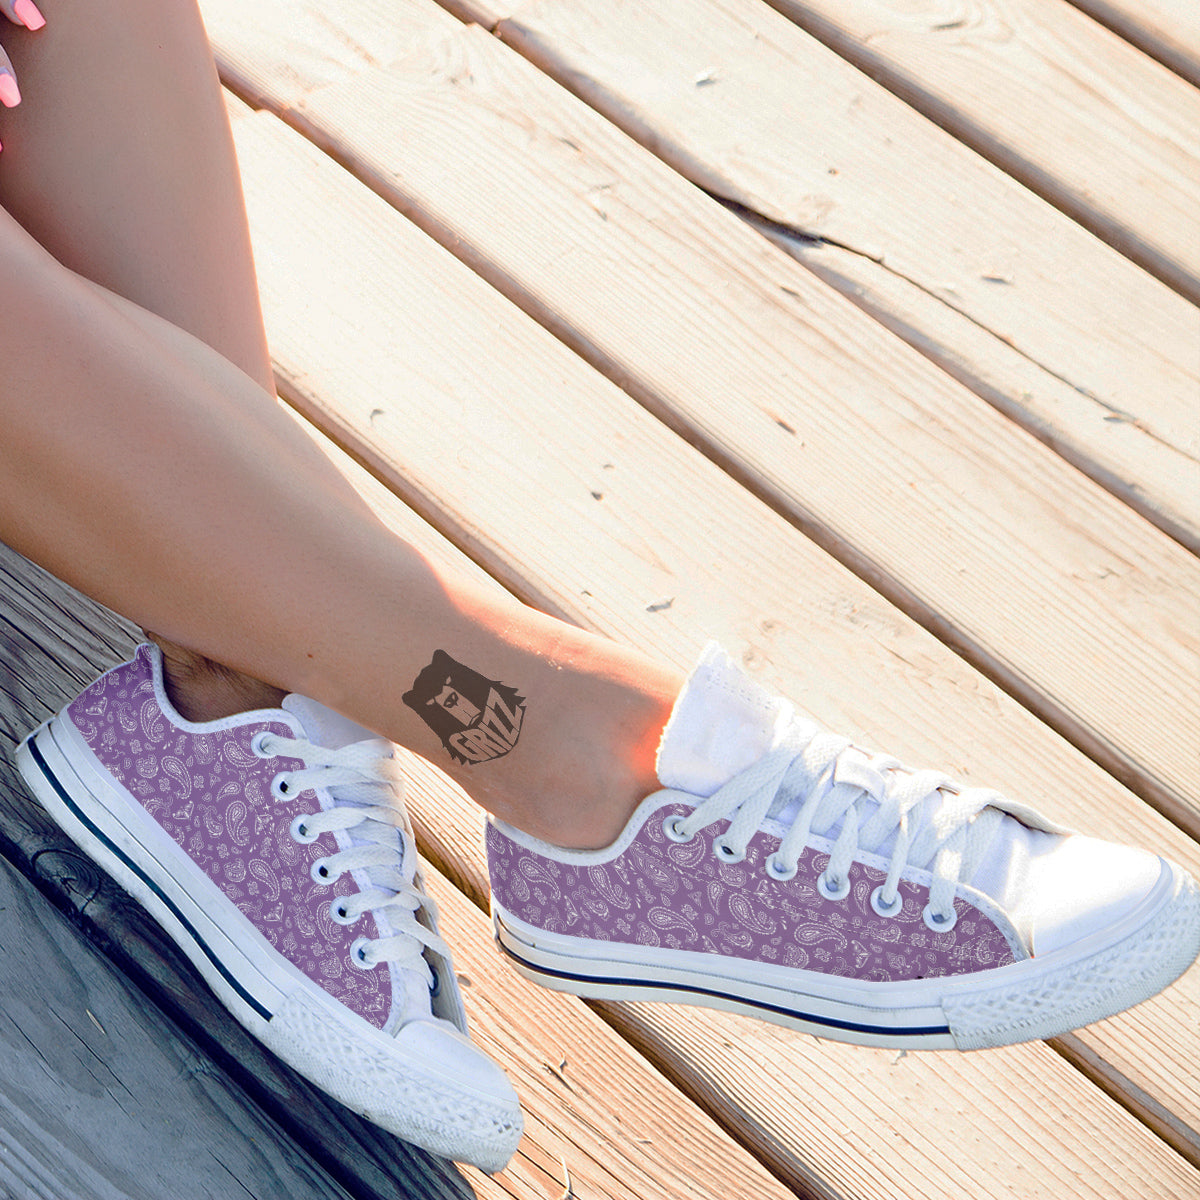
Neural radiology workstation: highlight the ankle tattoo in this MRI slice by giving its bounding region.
[403,651,525,766]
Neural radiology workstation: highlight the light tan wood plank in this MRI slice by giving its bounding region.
[1067,0,1200,86]
[200,0,461,106]
[761,0,1200,302]
[207,15,1200,839]
[460,0,1200,552]
[226,107,1200,1172]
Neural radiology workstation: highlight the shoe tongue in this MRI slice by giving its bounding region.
[657,644,794,797]
[282,694,374,749]
[281,695,399,824]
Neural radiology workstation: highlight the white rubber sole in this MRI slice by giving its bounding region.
[492,858,1200,1050]
[18,716,522,1172]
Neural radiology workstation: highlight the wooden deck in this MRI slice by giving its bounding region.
[1,1,1197,1196]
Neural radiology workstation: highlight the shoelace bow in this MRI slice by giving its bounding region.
[668,720,1007,926]
[256,732,449,989]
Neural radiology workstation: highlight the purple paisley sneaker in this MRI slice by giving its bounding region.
[488,644,1200,1049]
[16,644,522,1171]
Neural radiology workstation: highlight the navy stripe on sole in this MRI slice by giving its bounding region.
[494,918,951,1040]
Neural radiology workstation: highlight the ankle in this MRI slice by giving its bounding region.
[146,634,287,723]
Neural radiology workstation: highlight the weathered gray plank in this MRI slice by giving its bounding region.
[0,543,477,1200]
[0,846,355,1200]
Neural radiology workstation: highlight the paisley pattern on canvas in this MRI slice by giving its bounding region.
[69,648,391,1026]
[488,803,1016,981]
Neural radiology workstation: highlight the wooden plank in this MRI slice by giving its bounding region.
[224,107,1200,1178]
[1066,0,1200,87]
[454,0,1200,553]
[205,13,1200,841]
[199,0,461,107]
[0,845,357,1200]
[421,861,799,1200]
[760,0,1200,303]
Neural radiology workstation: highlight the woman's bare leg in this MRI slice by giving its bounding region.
[0,5,681,850]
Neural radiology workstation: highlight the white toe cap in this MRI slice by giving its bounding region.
[1018,835,1165,958]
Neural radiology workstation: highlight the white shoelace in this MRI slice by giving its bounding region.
[254,732,450,989]
[667,721,1007,929]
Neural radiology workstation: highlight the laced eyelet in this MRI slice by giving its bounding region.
[870,885,903,918]
[817,870,851,902]
[330,897,358,926]
[310,858,335,885]
[289,813,319,845]
[923,903,958,933]
[712,835,745,864]
[662,814,694,844]
[270,772,294,800]
[250,730,276,758]
[349,936,375,970]
[764,853,797,882]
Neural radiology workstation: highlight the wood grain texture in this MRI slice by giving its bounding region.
[221,108,1200,1170]
[1066,0,1200,86]
[206,18,1200,841]
[473,0,1200,551]
[420,862,798,1200]
[763,0,1200,301]
[0,848,355,1200]
[199,0,461,107]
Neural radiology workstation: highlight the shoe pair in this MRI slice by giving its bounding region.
[17,644,1199,1168]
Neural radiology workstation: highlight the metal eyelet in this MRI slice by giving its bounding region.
[764,853,797,882]
[349,936,375,970]
[250,730,275,758]
[310,857,335,885]
[817,870,851,902]
[662,814,694,844]
[712,835,745,864]
[923,904,958,933]
[330,897,358,926]
[870,885,903,918]
[270,772,294,800]
[289,813,319,845]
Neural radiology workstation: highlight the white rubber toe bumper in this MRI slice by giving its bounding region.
[264,994,522,1173]
[946,857,1200,1049]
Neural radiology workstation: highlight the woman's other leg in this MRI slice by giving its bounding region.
[0,0,299,717]
[0,5,682,849]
